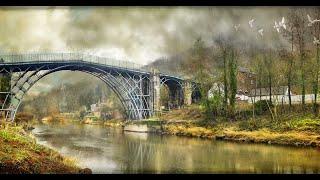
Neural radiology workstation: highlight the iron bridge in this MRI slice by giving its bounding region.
[0,53,199,122]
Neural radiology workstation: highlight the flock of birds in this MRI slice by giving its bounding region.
[233,14,320,45]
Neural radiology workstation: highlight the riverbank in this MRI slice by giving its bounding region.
[104,106,320,148]
[0,123,90,174]
[161,119,320,148]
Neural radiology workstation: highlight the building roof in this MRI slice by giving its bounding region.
[249,86,288,97]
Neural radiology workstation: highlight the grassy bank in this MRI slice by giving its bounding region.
[0,123,88,174]
[161,119,320,148]
[105,105,320,148]
[161,106,320,148]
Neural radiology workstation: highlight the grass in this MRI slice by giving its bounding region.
[160,119,320,147]
[0,123,84,174]
[159,105,205,121]
[105,105,320,148]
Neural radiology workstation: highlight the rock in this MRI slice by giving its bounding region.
[268,141,272,144]
[215,135,225,140]
[79,168,92,174]
[310,141,317,147]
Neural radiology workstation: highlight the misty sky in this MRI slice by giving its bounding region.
[0,6,294,65]
[0,6,302,96]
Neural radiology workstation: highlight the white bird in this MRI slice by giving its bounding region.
[307,14,320,26]
[278,17,286,30]
[314,36,320,45]
[234,24,240,31]
[258,28,263,36]
[274,21,280,32]
[248,19,255,28]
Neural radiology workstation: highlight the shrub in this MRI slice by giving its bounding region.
[201,94,223,120]
[254,100,273,115]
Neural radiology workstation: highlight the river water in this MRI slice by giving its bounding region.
[31,122,320,174]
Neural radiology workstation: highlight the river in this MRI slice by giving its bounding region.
[31,122,320,174]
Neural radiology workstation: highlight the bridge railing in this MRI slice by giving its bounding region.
[0,53,150,72]
[0,52,185,78]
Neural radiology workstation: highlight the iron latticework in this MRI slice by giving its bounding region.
[0,52,195,122]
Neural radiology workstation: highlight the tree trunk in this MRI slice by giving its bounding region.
[253,80,257,119]
[313,46,319,116]
[288,30,294,109]
[288,58,293,110]
[267,52,272,103]
[269,72,272,103]
[229,48,237,120]
[301,52,305,110]
[259,65,262,102]
[223,49,228,115]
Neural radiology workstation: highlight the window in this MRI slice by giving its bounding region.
[251,80,254,85]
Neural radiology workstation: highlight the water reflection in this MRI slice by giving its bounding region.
[32,122,320,174]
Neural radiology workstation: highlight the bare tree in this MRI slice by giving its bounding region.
[309,8,320,116]
[290,9,311,109]
[214,35,230,114]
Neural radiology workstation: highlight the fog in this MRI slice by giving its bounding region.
[0,6,299,64]
[0,6,305,95]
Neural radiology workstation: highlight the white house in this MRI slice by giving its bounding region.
[208,83,249,101]
[248,86,317,104]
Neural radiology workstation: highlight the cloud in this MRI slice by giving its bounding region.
[0,6,303,65]
[0,7,70,52]
[2,6,315,96]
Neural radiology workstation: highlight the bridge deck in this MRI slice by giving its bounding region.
[0,52,184,80]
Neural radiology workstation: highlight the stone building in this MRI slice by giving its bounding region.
[237,67,256,96]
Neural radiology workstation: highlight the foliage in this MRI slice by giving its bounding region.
[20,76,124,120]
[79,109,87,120]
[160,85,170,108]
[254,100,274,115]
[0,73,11,106]
[182,37,215,102]
[201,92,223,120]
[228,47,238,118]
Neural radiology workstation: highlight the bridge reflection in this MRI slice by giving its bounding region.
[32,123,320,174]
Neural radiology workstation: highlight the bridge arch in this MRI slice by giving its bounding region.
[160,77,184,109]
[1,62,152,121]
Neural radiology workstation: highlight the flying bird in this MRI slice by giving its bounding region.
[258,28,263,36]
[234,24,240,31]
[274,21,280,32]
[278,17,286,30]
[248,19,255,28]
[307,14,320,26]
[314,36,320,45]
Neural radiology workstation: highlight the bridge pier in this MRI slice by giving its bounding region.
[151,69,161,114]
[184,81,192,106]
[168,85,183,109]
